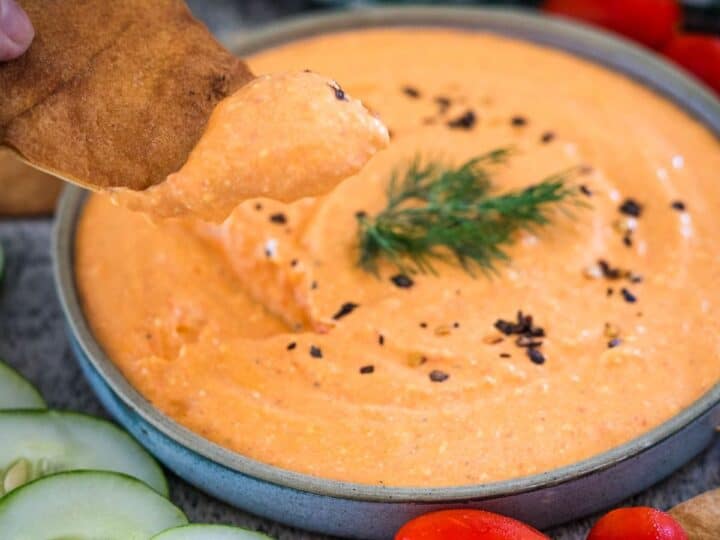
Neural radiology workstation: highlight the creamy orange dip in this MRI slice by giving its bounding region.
[76,29,720,487]
[112,71,388,221]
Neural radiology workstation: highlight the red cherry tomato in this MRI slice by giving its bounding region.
[543,0,681,50]
[395,509,549,540]
[663,33,720,95]
[587,507,688,540]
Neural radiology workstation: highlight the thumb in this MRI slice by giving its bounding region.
[0,0,33,62]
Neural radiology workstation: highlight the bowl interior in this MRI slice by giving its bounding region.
[54,6,720,503]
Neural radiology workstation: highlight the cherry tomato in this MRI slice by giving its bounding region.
[587,507,688,540]
[663,33,720,95]
[543,0,681,50]
[395,509,549,540]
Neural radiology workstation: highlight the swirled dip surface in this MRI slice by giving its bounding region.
[76,29,720,487]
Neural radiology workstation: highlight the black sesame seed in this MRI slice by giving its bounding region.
[527,348,545,365]
[309,345,323,358]
[671,200,686,212]
[359,365,375,375]
[621,288,637,303]
[378,334,385,346]
[391,274,414,289]
[287,342,297,351]
[429,370,449,383]
[328,82,347,101]
[447,110,476,130]
[402,86,421,98]
[619,198,643,217]
[608,338,622,348]
[580,185,592,197]
[540,131,555,143]
[511,115,527,127]
[269,213,287,224]
[332,302,359,321]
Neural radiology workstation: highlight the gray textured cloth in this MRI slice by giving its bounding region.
[1,2,719,538]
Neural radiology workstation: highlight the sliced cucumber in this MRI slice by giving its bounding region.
[153,524,274,539]
[0,360,45,410]
[0,471,187,539]
[0,410,167,496]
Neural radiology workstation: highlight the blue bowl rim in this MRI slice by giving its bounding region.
[53,6,720,503]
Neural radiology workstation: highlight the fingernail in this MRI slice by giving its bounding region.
[0,0,34,49]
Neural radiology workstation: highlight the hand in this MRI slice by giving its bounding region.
[0,0,33,61]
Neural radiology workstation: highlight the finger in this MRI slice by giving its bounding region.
[0,0,34,61]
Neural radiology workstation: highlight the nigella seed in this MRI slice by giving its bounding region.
[540,131,555,143]
[359,365,375,375]
[580,185,592,197]
[429,370,449,383]
[309,345,323,358]
[332,302,359,321]
[402,86,421,98]
[286,342,297,351]
[434,96,451,112]
[328,82,347,101]
[447,110,476,130]
[621,288,637,303]
[511,115,528,127]
[608,338,622,348]
[671,200,686,212]
[619,198,643,217]
[269,213,287,224]
[391,274,414,288]
[527,348,545,365]
[494,319,515,336]
[378,334,385,346]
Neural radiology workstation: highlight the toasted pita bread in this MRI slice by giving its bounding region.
[670,488,720,539]
[0,149,61,215]
[0,0,253,191]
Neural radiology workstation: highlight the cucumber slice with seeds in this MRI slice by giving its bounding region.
[0,410,167,496]
[0,471,187,539]
[0,360,45,410]
[153,524,274,539]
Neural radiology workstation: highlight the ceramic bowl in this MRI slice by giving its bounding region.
[53,7,720,539]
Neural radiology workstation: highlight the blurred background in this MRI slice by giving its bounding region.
[185,0,719,37]
[2,0,718,217]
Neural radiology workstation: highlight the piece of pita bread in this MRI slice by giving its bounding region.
[0,149,61,216]
[670,488,720,539]
[0,0,254,191]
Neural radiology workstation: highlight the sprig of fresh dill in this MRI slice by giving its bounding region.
[356,149,584,276]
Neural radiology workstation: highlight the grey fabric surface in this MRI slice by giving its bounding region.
[1,2,719,538]
[2,217,720,540]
